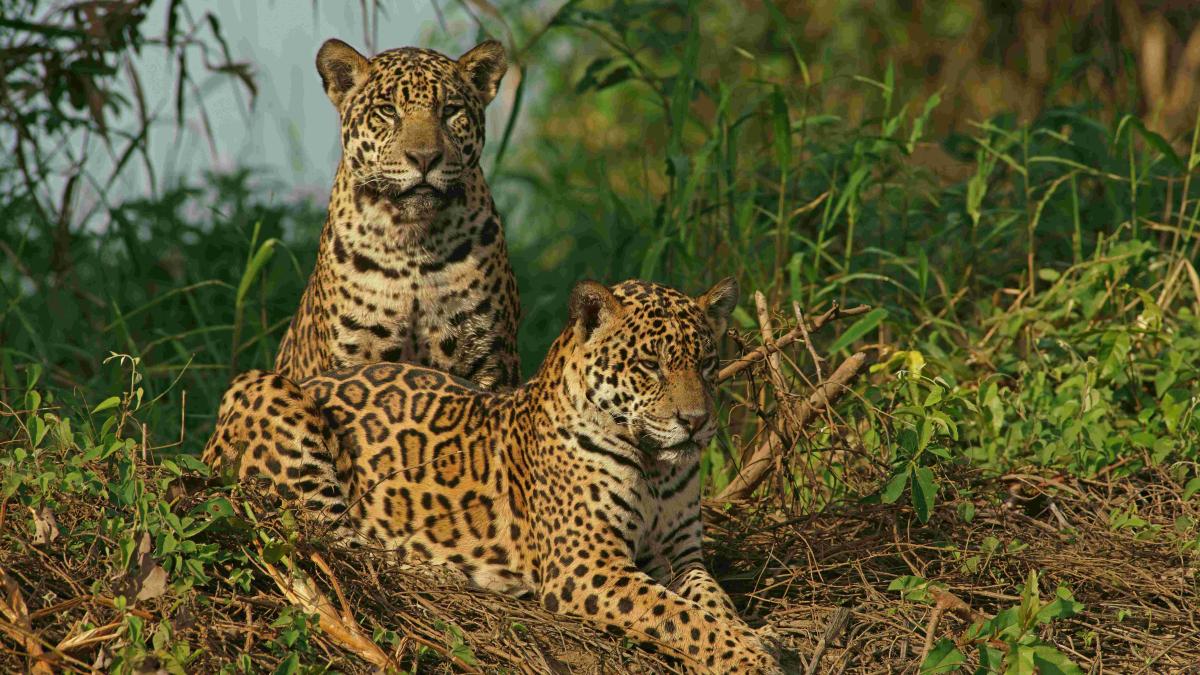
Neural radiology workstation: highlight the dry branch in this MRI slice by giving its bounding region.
[920,586,990,662]
[718,351,868,502]
[715,297,872,502]
[718,303,870,383]
[256,552,401,672]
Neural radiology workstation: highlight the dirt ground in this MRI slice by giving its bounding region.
[3,466,1198,674]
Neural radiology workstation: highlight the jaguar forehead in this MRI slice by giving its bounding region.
[601,281,714,353]
[367,49,468,101]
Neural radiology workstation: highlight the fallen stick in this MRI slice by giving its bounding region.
[717,351,868,501]
[255,552,400,671]
[753,292,794,428]
[256,549,483,674]
[920,586,990,662]
[805,606,852,675]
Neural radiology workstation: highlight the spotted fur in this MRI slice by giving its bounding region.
[202,279,781,673]
[275,38,520,390]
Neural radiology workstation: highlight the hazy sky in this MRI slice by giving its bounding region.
[129,0,449,200]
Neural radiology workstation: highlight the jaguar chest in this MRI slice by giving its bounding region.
[327,247,496,370]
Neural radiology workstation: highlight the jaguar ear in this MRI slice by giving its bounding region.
[458,39,507,104]
[697,277,739,338]
[568,280,621,342]
[316,39,370,109]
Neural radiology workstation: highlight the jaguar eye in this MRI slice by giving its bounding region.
[442,103,462,119]
[640,359,661,373]
[377,104,398,118]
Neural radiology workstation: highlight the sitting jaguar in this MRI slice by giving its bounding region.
[202,278,782,673]
[274,37,521,390]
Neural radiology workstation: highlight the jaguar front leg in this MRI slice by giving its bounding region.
[668,564,743,626]
[537,532,780,674]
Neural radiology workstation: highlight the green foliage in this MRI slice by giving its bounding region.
[895,571,1084,674]
[0,356,345,673]
[267,608,326,675]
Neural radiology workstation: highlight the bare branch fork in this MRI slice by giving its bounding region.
[715,297,872,502]
[717,302,870,382]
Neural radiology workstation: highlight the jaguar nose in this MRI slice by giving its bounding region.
[678,411,709,436]
[405,147,443,174]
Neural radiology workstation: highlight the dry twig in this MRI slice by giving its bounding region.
[717,351,868,501]
[0,570,53,674]
[255,550,401,672]
[717,303,870,382]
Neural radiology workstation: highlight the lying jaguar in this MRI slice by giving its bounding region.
[274,37,521,389]
[202,278,781,673]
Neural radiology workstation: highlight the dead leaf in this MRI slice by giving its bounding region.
[125,532,169,603]
[29,506,59,545]
[56,620,121,651]
[135,565,168,602]
[0,569,53,674]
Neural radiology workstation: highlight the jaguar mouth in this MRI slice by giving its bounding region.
[663,440,700,454]
[400,183,443,197]
[357,178,449,204]
[635,435,700,457]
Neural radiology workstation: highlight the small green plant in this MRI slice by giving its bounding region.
[868,350,974,522]
[896,570,1084,674]
[433,619,480,668]
[268,607,327,675]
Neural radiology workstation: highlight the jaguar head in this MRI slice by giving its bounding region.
[562,278,739,459]
[316,39,506,222]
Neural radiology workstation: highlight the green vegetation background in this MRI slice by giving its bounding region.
[4,0,1197,479]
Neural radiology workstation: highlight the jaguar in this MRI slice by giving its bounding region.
[202,277,781,673]
[274,38,521,390]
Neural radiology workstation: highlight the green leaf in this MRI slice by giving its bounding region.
[1183,477,1200,501]
[1037,268,1060,282]
[1128,118,1184,172]
[920,638,964,673]
[1007,645,1037,675]
[881,466,911,504]
[160,459,181,477]
[575,56,614,93]
[912,466,936,523]
[1030,645,1084,675]
[917,418,934,452]
[451,643,479,666]
[174,454,211,475]
[827,308,888,354]
[887,574,926,591]
[639,237,671,279]
[262,541,291,564]
[235,236,278,308]
[272,652,299,675]
[92,396,122,414]
[958,501,975,523]
[1036,586,1083,623]
[594,65,634,92]
[887,575,936,602]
